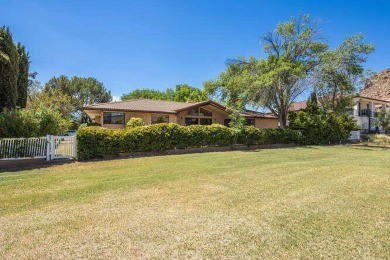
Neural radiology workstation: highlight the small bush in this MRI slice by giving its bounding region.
[126,118,144,129]
[77,124,302,160]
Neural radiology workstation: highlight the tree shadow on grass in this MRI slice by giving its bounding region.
[0,159,76,174]
[0,145,326,173]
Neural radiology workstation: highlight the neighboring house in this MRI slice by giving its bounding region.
[83,99,278,129]
[289,95,390,133]
[290,69,390,133]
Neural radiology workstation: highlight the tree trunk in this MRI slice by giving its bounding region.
[278,111,288,128]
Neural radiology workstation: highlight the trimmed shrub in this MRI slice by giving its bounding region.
[289,110,357,145]
[238,126,302,145]
[77,123,302,160]
[126,117,145,129]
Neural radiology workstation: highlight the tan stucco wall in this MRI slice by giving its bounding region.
[87,108,278,129]
[103,124,125,129]
[255,118,279,129]
[99,111,177,129]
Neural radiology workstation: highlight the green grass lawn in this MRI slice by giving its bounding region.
[0,146,389,259]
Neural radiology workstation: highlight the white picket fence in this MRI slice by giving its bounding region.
[0,135,76,160]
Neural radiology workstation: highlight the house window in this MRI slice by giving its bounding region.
[199,108,212,117]
[200,118,212,125]
[186,108,199,116]
[185,107,213,125]
[103,112,125,124]
[186,107,213,117]
[246,119,255,126]
[185,118,199,126]
[224,119,231,127]
[152,114,169,124]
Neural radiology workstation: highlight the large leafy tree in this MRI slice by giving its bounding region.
[44,76,112,122]
[375,109,390,132]
[27,87,73,120]
[248,15,327,128]
[121,89,170,100]
[121,84,208,102]
[0,26,19,111]
[204,60,250,126]
[314,33,374,114]
[205,15,328,128]
[173,84,208,102]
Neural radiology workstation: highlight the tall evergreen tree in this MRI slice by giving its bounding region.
[0,26,19,111]
[305,92,321,115]
[16,43,29,108]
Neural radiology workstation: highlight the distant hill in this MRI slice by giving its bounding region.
[360,69,390,101]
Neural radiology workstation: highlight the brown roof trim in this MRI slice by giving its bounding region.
[354,95,390,103]
[174,100,225,112]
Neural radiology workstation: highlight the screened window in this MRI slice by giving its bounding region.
[103,112,125,124]
[185,118,199,126]
[152,114,169,124]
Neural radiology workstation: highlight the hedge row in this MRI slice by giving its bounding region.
[77,124,302,160]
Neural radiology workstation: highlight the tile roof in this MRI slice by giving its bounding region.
[242,109,278,119]
[357,95,390,103]
[289,100,307,111]
[83,99,278,119]
[83,99,206,114]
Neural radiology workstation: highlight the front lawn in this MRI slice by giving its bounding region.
[0,146,389,259]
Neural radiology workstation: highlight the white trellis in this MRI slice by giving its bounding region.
[0,135,76,161]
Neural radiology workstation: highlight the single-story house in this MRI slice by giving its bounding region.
[83,99,279,129]
[289,95,390,132]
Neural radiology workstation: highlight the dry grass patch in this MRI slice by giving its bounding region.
[0,146,389,259]
[364,134,390,147]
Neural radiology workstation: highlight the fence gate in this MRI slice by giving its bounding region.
[49,136,77,160]
[0,135,76,161]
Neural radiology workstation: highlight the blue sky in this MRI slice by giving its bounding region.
[1,0,390,100]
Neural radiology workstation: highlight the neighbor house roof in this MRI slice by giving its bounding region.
[289,100,308,111]
[83,99,277,119]
[289,95,390,112]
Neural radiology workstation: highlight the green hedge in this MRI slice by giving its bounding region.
[77,124,302,160]
[289,111,357,145]
[238,126,303,145]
